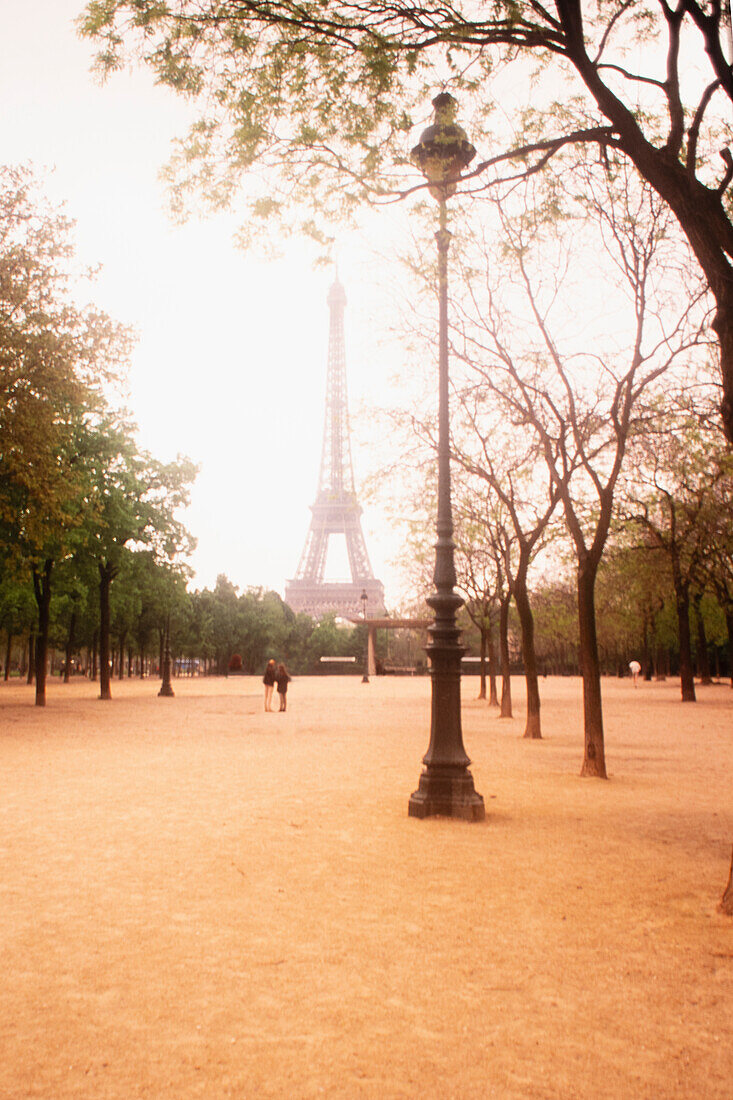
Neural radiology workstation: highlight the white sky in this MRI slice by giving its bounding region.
[0,0,411,606]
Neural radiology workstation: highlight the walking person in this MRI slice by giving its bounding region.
[276,663,291,712]
[629,659,641,687]
[263,658,277,711]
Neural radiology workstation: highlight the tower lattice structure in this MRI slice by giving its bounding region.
[285,278,385,618]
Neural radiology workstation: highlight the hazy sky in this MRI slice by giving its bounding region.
[1,0,410,605]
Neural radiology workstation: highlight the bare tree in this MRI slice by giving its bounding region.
[453,488,520,711]
[454,530,500,704]
[452,163,709,775]
[452,423,561,740]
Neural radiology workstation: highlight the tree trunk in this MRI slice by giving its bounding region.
[477,626,487,699]
[487,623,499,706]
[4,631,12,680]
[98,561,116,701]
[513,576,541,739]
[577,560,608,778]
[693,594,712,685]
[63,610,76,683]
[654,640,667,681]
[674,582,696,702]
[91,632,98,681]
[27,632,35,684]
[31,560,53,708]
[720,846,733,916]
[118,630,127,680]
[641,606,652,680]
[499,591,512,718]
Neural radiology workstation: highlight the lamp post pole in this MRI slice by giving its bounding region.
[361,588,370,683]
[407,93,485,822]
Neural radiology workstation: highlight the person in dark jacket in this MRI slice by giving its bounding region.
[276,663,291,712]
[263,658,277,711]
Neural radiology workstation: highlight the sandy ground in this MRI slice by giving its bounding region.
[0,672,731,1100]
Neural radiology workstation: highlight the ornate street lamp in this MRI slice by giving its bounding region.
[407,93,485,821]
[360,588,370,683]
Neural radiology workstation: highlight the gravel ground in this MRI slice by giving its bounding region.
[0,672,731,1099]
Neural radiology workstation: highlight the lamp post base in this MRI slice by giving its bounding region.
[408,767,485,821]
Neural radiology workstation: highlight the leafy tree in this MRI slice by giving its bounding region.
[301,613,355,671]
[83,0,733,438]
[77,411,197,700]
[209,574,242,674]
[622,406,729,700]
[531,576,579,677]
[47,557,93,682]
[0,166,128,546]
[283,611,321,671]
[0,166,133,704]
[0,571,36,680]
[109,551,143,678]
[238,589,292,672]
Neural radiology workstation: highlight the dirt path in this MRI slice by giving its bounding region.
[0,674,731,1099]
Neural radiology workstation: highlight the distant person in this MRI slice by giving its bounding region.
[263,658,277,711]
[276,663,291,712]
[629,659,641,686]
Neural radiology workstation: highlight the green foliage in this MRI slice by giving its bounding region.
[0,165,134,561]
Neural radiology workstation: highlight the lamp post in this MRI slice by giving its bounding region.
[360,588,370,683]
[407,93,485,821]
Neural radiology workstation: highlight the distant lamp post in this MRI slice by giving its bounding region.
[407,93,485,821]
[360,588,370,683]
[158,612,174,698]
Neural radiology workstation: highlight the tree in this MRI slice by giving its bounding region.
[531,576,579,676]
[0,571,36,680]
[458,542,500,705]
[453,436,558,739]
[0,166,133,704]
[238,589,293,673]
[452,160,708,774]
[78,411,197,700]
[592,540,674,679]
[623,409,728,701]
[83,0,733,439]
[701,504,733,686]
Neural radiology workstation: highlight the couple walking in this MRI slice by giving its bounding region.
[263,659,291,712]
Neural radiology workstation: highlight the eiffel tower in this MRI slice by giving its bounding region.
[285,277,385,618]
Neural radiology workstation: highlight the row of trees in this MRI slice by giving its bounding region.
[388,151,733,781]
[0,165,198,705]
[6,535,726,689]
[0,568,383,683]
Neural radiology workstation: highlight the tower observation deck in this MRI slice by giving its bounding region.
[285,278,385,618]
